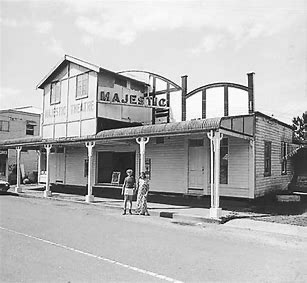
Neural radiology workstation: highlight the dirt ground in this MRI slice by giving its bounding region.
[252,213,307,227]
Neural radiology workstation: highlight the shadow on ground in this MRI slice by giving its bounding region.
[0,191,19,197]
[26,184,307,217]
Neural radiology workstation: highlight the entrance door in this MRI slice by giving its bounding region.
[55,149,65,183]
[188,140,204,192]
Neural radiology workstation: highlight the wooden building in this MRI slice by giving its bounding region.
[0,107,41,184]
[0,55,298,217]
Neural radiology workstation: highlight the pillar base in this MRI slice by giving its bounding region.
[15,186,22,193]
[85,194,94,203]
[210,207,222,219]
[44,190,52,197]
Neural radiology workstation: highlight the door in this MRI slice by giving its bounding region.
[55,149,65,183]
[188,140,204,191]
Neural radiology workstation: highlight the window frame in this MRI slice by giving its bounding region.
[281,141,288,175]
[0,120,9,132]
[188,139,204,147]
[50,80,61,105]
[84,159,89,177]
[76,73,89,100]
[26,122,35,135]
[264,141,272,177]
[220,137,229,184]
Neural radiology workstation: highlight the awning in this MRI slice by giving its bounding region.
[0,114,255,149]
[285,144,307,159]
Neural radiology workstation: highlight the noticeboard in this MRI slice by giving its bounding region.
[111,171,121,184]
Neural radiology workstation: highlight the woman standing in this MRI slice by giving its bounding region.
[136,172,150,216]
[121,169,135,215]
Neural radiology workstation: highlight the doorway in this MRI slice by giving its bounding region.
[55,147,65,183]
[188,139,204,192]
[97,151,135,184]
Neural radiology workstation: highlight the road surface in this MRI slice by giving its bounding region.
[0,195,306,282]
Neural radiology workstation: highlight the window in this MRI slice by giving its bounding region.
[26,122,35,135]
[220,138,228,184]
[76,73,89,99]
[50,81,61,104]
[281,142,288,175]
[130,81,145,93]
[0,120,9,132]
[84,159,88,177]
[40,151,47,173]
[264,141,271,176]
[115,77,127,87]
[189,139,204,147]
[0,154,6,177]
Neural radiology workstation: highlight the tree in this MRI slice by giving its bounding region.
[292,112,307,142]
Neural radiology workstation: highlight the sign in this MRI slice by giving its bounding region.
[99,91,168,108]
[145,158,151,180]
[71,101,94,114]
[0,150,8,155]
[111,171,121,184]
[45,106,66,119]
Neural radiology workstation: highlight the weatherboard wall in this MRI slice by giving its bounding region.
[42,62,97,139]
[254,115,294,197]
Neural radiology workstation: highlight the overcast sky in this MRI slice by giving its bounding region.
[0,0,306,124]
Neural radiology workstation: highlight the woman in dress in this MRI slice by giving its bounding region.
[136,172,150,216]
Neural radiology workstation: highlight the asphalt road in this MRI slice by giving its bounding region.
[0,195,306,283]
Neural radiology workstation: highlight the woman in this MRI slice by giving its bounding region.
[135,172,150,216]
[122,169,135,215]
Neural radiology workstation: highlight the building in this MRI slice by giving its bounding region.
[0,106,41,183]
[0,55,299,218]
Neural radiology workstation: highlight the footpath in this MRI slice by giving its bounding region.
[8,184,307,239]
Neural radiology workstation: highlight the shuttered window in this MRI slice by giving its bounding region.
[0,120,9,132]
[76,73,89,99]
[264,141,271,176]
[50,81,61,104]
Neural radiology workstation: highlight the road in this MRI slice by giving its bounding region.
[0,195,306,282]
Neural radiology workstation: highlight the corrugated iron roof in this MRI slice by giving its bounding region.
[96,117,221,139]
[0,118,221,148]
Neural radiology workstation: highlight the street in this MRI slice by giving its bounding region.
[0,195,306,283]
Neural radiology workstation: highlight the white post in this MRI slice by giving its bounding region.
[15,146,22,193]
[136,137,149,173]
[85,141,95,203]
[207,131,214,208]
[44,144,52,197]
[208,131,223,218]
[37,150,41,184]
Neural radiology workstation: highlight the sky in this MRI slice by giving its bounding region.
[0,0,306,125]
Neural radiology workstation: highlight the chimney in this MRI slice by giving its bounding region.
[181,75,187,121]
[247,72,255,114]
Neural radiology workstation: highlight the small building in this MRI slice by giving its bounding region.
[0,106,41,183]
[0,55,299,217]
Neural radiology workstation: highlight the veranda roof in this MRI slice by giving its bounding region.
[0,117,222,148]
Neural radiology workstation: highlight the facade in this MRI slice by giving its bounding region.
[0,55,299,217]
[0,107,41,183]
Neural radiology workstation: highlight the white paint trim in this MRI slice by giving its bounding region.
[0,226,182,283]
[219,129,253,140]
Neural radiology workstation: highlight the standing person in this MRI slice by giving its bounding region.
[135,172,150,216]
[121,169,135,215]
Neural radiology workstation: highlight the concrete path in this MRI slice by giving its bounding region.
[8,184,307,238]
